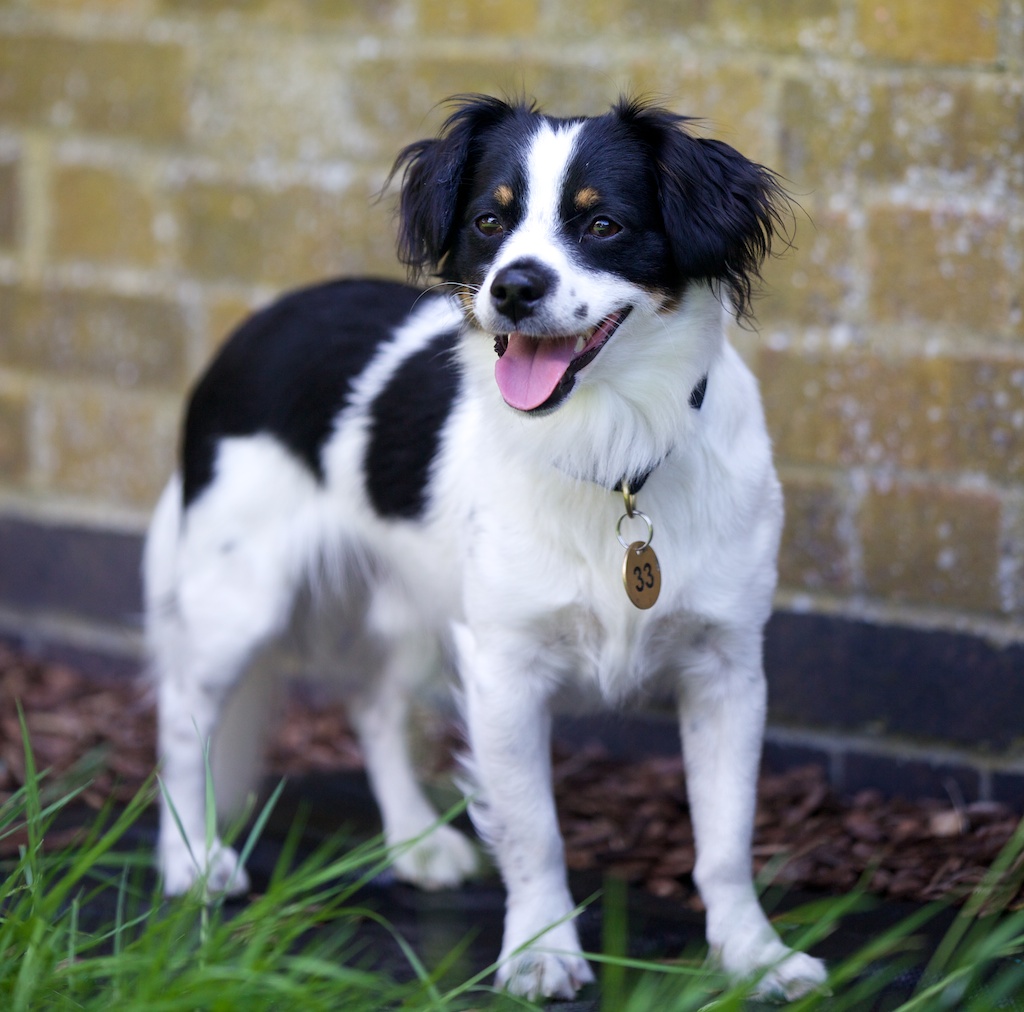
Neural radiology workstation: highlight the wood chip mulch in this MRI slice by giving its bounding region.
[554,747,1023,911]
[1,643,1022,910]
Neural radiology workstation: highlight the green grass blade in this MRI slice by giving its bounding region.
[926,815,1024,978]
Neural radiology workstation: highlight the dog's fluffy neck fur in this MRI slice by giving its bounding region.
[458,283,724,493]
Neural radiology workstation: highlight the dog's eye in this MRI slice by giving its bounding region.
[587,217,621,239]
[475,214,504,238]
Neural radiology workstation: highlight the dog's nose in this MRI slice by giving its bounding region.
[490,259,555,323]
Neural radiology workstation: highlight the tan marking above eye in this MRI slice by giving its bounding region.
[574,187,601,210]
[494,184,514,207]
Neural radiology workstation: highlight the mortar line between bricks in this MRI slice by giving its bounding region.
[765,724,1024,779]
[0,606,144,664]
[773,590,1024,649]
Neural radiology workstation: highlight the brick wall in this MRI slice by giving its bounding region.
[0,1,1022,795]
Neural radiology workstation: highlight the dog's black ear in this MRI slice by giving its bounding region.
[618,99,791,320]
[391,94,521,278]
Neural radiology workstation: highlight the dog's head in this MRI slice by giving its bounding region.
[392,95,788,415]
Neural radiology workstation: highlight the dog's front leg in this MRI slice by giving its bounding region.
[679,647,827,1000]
[455,625,594,1001]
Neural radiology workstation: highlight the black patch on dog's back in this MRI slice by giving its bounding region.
[364,327,462,519]
[182,279,425,507]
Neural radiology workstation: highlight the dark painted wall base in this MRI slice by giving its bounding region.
[0,515,143,632]
[2,513,1021,807]
[762,611,1024,809]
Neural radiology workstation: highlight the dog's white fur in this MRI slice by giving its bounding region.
[147,113,827,1001]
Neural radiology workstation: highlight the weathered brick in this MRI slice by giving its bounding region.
[761,348,1024,481]
[878,79,1024,192]
[629,60,777,166]
[779,75,856,187]
[1007,1,1024,68]
[0,34,187,141]
[867,207,1016,338]
[758,205,852,328]
[36,385,178,508]
[856,0,1000,65]
[299,0,403,27]
[511,63,638,118]
[348,61,464,146]
[859,481,1002,613]
[543,0,709,39]
[0,158,16,248]
[1004,497,1024,619]
[780,74,1024,194]
[416,0,541,36]
[760,348,853,467]
[846,357,957,473]
[943,358,1024,482]
[29,0,153,9]
[349,56,629,143]
[160,0,271,10]
[709,0,842,52]
[201,293,256,363]
[190,38,373,162]
[192,43,615,165]
[175,177,397,286]
[0,383,28,481]
[778,471,853,592]
[0,285,188,390]
[52,164,162,266]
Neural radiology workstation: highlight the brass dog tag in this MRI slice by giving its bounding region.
[622,541,661,609]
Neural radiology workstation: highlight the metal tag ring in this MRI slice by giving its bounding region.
[616,510,654,551]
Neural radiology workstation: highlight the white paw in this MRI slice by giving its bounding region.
[497,949,595,1001]
[390,824,480,891]
[160,839,250,898]
[715,934,828,1002]
[204,844,250,896]
[750,950,829,1002]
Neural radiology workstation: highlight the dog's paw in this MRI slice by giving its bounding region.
[497,949,595,1001]
[750,950,829,1002]
[204,844,251,896]
[391,824,480,891]
[715,935,828,1003]
[160,841,250,898]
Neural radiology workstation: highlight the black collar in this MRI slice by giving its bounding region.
[688,373,708,411]
[613,372,707,495]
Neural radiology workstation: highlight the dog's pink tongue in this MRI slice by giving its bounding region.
[494,332,576,411]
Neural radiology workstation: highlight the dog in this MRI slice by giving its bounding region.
[145,94,828,1001]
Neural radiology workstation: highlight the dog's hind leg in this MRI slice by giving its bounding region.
[678,638,828,999]
[155,648,279,898]
[146,480,295,897]
[348,627,479,890]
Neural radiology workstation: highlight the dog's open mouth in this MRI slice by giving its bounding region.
[493,308,631,412]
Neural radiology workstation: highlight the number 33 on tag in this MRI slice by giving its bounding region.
[622,541,661,609]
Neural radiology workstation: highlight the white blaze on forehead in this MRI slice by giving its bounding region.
[517,119,585,240]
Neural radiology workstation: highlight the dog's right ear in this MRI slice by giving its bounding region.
[391,94,519,278]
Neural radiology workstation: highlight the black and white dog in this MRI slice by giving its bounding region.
[146,95,827,1000]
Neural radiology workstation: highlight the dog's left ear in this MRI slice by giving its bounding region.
[619,100,791,320]
[391,94,521,278]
